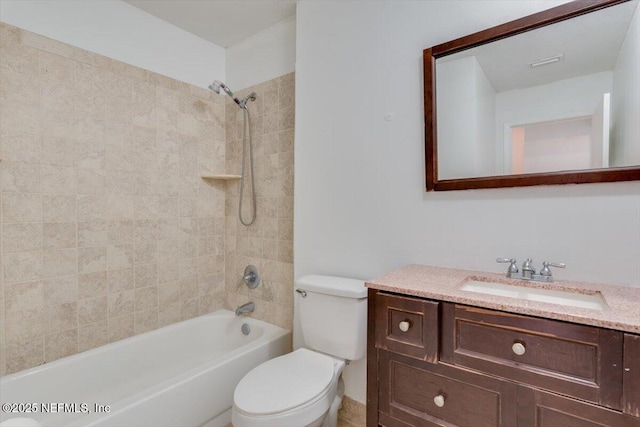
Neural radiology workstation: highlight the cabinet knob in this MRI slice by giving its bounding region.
[433,394,445,408]
[398,321,410,332]
[512,342,526,356]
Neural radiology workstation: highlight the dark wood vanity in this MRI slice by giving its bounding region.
[367,289,640,426]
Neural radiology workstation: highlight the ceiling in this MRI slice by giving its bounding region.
[125,0,297,48]
[439,0,638,93]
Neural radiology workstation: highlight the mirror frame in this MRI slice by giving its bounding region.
[424,0,640,191]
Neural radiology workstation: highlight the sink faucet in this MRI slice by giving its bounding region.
[522,258,536,280]
[235,302,255,316]
[497,258,565,283]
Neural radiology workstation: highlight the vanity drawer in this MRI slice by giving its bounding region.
[379,350,517,427]
[375,292,439,362]
[517,386,640,427]
[441,303,623,410]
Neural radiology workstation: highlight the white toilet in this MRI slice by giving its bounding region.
[232,275,367,427]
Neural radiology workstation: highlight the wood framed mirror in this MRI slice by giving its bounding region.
[424,0,640,191]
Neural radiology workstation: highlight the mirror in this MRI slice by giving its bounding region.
[424,0,640,191]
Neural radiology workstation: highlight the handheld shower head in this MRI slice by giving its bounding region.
[208,80,256,110]
[208,80,221,94]
[208,80,235,98]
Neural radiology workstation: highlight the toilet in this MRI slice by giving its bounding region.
[232,275,367,427]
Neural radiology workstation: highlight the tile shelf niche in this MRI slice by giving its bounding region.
[200,174,242,180]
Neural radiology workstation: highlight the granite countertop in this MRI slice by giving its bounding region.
[366,264,640,334]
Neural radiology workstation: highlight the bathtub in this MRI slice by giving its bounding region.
[0,310,291,427]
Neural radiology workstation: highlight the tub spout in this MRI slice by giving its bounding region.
[235,302,255,316]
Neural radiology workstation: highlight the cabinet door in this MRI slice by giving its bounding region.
[517,387,640,427]
[379,350,517,427]
[624,334,640,417]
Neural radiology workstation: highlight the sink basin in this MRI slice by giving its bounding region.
[459,280,608,311]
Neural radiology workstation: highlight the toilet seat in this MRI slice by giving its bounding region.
[234,349,339,416]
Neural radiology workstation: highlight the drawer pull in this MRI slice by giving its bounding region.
[512,342,526,356]
[399,321,411,332]
[433,394,445,407]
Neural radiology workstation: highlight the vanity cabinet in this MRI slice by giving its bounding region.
[367,290,640,427]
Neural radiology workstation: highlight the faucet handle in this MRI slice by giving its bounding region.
[496,258,519,275]
[540,261,566,277]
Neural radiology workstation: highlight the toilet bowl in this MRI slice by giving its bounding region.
[233,349,345,427]
[231,275,367,427]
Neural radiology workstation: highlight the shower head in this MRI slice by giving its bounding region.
[207,80,256,110]
[208,80,234,97]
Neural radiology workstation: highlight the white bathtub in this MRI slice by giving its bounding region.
[0,310,291,427]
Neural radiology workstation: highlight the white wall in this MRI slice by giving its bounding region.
[611,1,640,167]
[0,0,225,88]
[295,0,640,403]
[474,58,496,176]
[436,57,479,179]
[437,55,495,179]
[226,15,296,90]
[522,118,592,173]
[495,71,613,173]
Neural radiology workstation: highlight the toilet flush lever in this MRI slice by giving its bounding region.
[296,289,307,298]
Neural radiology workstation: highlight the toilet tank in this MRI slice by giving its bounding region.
[296,275,367,361]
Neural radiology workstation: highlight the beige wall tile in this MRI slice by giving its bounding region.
[78,320,108,352]
[78,295,107,325]
[1,40,39,75]
[107,268,134,294]
[2,223,42,252]
[5,308,44,342]
[78,272,108,299]
[44,328,77,362]
[1,162,41,193]
[135,286,158,311]
[44,302,77,333]
[106,195,134,220]
[78,221,108,247]
[108,221,134,244]
[3,251,42,284]
[134,263,157,289]
[41,136,76,167]
[78,247,107,274]
[134,309,158,334]
[40,165,76,194]
[42,222,76,249]
[5,338,44,375]
[4,281,43,312]
[158,302,180,327]
[0,134,41,163]
[2,193,42,223]
[108,313,134,342]
[42,248,77,278]
[43,275,78,305]
[77,169,107,195]
[108,290,134,317]
[77,195,106,221]
[43,195,76,222]
[0,103,40,135]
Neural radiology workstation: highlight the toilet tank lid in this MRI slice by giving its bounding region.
[296,275,367,299]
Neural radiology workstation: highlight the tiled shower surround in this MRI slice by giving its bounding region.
[0,22,293,375]
[223,74,295,330]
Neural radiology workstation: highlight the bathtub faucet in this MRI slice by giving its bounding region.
[235,302,255,316]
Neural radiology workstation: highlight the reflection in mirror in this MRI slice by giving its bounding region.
[435,0,639,181]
